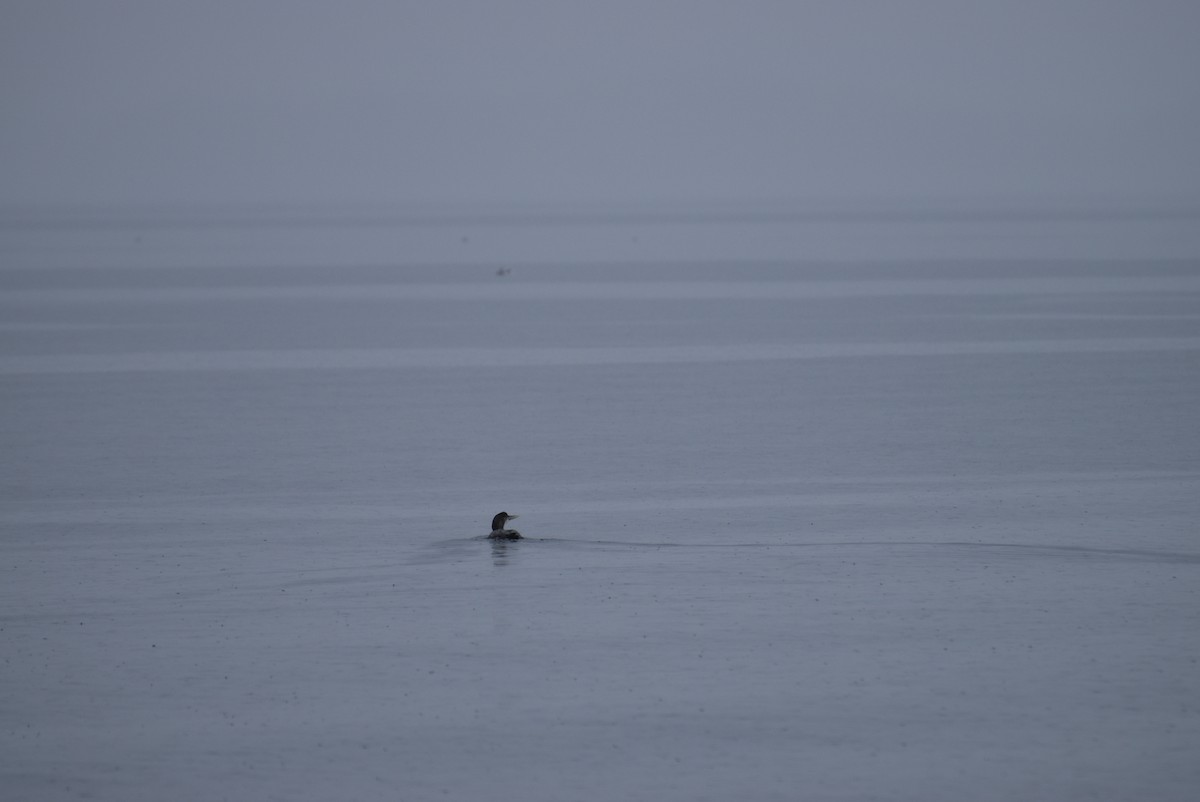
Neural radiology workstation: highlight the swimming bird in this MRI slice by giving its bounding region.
[489,511,521,539]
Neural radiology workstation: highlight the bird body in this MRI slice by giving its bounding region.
[489,511,522,539]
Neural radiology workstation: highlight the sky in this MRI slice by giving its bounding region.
[2,1,1198,207]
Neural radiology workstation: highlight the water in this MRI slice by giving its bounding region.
[3,205,1199,800]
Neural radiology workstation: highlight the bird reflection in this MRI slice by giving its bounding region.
[490,538,517,566]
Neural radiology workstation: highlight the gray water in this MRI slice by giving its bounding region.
[3,207,1199,800]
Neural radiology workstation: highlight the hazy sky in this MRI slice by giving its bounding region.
[2,1,1198,206]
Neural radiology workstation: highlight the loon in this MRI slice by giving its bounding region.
[489,511,521,540]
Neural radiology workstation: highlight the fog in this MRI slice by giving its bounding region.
[4,5,1200,800]
[3,1,1199,206]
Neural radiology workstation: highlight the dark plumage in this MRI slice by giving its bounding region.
[489,511,522,539]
